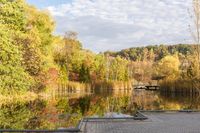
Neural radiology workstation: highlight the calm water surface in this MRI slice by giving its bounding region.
[1,88,200,129]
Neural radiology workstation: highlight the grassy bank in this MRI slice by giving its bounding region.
[0,80,134,105]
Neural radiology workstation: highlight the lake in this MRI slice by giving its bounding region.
[0,88,200,129]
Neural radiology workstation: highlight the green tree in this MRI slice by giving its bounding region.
[0,25,33,93]
[0,0,56,93]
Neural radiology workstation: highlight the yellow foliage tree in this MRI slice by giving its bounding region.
[155,55,180,81]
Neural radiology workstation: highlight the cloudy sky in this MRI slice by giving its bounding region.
[27,0,193,52]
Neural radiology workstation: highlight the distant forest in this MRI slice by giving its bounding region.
[104,44,195,61]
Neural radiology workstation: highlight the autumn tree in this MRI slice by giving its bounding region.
[0,25,34,93]
[0,0,33,93]
[0,0,55,93]
[154,55,180,81]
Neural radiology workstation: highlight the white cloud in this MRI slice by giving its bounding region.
[46,0,193,52]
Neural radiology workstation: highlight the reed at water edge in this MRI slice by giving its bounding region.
[159,79,200,94]
[93,80,133,90]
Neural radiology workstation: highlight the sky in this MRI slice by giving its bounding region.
[27,0,193,52]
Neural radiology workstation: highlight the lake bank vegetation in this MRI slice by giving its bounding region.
[107,45,200,93]
[1,0,200,99]
[0,0,133,98]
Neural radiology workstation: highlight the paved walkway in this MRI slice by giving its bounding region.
[80,111,200,133]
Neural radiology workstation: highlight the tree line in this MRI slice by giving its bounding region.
[105,44,200,92]
[104,44,194,61]
[1,0,200,95]
[0,0,131,95]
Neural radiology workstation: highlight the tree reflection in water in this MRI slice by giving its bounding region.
[1,89,200,129]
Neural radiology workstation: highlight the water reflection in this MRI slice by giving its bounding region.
[159,92,200,110]
[1,88,200,129]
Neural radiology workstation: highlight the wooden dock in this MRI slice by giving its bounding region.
[80,110,200,133]
[134,85,160,90]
